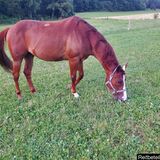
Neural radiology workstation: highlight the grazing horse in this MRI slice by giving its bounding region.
[0,16,127,101]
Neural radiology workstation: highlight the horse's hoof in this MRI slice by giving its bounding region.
[31,88,36,94]
[73,92,80,98]
[17,95,22,100]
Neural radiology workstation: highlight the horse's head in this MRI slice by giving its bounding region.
[106,64,128,102]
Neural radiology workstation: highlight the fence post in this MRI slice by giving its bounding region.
[128,18,131,30]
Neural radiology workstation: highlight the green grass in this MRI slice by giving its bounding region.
[0,11,160,159]
[76,9,160,19]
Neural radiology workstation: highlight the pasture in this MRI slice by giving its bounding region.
[0,11,160,159]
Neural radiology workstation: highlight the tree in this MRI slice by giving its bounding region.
[73,0,148,12]
[73,0,90,12]
[40,0,52,17]
[47,0,74,19]
[99,0,114,11]
[132,0,146,10]
[0,0,9,16]
[20,0,41,19]
[0,0,21,17]
[147,0,160,9]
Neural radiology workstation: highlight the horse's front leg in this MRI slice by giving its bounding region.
[75,62,84,86]
[23,53,36,94]
[69,57,80,98]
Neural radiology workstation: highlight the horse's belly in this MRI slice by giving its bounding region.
[28,41,67,61]
[39,52,67,61]
[37,53,66,61]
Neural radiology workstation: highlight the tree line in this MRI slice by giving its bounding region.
[74,0,160,12]
[0,0,74,19]
[0,0,160,20]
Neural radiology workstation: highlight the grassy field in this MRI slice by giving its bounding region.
[0,11,160,159]
[77,10,160,19]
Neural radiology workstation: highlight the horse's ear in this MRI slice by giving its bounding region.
[122,62,128,71]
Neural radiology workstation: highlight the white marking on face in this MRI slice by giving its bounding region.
[73,92,80,98]
[122,75,127,101]
[44,23,50,27]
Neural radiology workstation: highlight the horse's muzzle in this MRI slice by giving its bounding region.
[114,94,127,102]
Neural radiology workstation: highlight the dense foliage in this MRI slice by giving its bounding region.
[0,0,74,19]
[74,0,160,12]
[0,0,160,19]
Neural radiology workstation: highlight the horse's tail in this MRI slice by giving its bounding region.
[0,28,12,72]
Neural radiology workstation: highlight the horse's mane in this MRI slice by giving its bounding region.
[73,17,119,70]
[75,17,109,52]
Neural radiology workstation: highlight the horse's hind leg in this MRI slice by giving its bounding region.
[12,59,23,99]
[23,53,36,93]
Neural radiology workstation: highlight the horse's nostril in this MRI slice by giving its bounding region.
[117,97,127,102]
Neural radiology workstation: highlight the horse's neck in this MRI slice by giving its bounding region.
[93,41,119,76]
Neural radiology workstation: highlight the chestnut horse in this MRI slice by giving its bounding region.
[0,16,127,101]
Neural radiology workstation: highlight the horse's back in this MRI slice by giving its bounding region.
[8,16,82,33]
